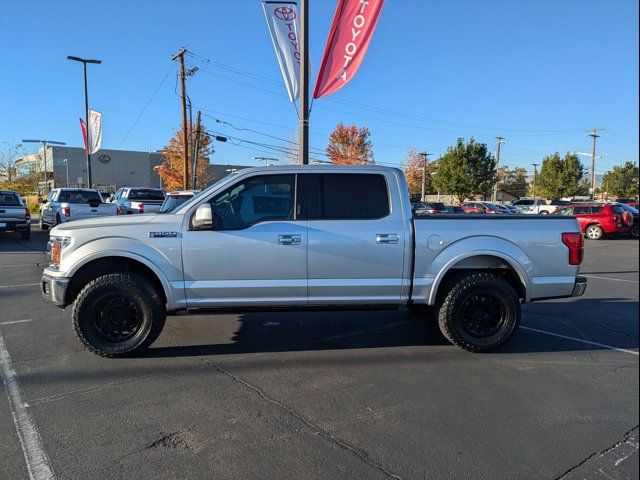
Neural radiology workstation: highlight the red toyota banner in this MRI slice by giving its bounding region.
[79,118,88,152]
[313,0,385,99]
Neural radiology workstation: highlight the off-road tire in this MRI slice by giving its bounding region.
[437,272,520,352]
[72,272,166,357]
[585,224,604,240]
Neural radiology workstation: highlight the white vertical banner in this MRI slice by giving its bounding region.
[262,1,300,102]
[88,109,102,154]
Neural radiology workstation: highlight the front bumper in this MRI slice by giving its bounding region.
[571,276,588,297]
[41,274,69,308]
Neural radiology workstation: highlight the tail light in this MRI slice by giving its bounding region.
[25,208,31,218]
[63,206,70,217]
[562,232,584,265]
[139,203,144,214]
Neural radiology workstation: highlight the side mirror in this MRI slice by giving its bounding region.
[192,203,213,230]
[38,197,45,204]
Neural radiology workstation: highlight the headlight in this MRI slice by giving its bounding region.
[48,236,71,265]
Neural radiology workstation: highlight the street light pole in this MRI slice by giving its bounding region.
[492,136,505,203]
[67,55,101,188]
[63,159,69,186]
[22,139,66,194]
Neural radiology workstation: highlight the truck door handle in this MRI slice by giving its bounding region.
[376,233,399,244]
[278,234,302,245]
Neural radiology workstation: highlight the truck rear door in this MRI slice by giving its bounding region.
[304,172,408,305]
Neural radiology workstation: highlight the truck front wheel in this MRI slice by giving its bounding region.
[437,272,520,352]
[72,272,166,357]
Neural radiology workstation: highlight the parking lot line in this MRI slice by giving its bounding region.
[0,319,32,326]
[583,274,639,284]
[0,332,56,480]
[521,326,639,356]
[0,283,40,289]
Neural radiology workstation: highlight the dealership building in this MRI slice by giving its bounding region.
[15,145,250,194]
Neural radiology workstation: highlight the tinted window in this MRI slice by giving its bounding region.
[208,174,295,230]
[610,205,625,214]
[572,206,591,214]
[129,189,165,201]
[58,190,102,204]
[514,200,535,206]
[307,174,389,220]
[591,206,604,214]
[0,193,20,206]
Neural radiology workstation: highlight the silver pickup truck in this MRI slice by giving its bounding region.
[41,166,587,357]
[0,190,31,240]
[112,187,165,215]
[39,188,117,230]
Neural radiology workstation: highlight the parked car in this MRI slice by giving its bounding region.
[160,190,201,213]
[553,203,634,240]
[411,201,448,215]
[39,188,117,230]
[512,198,556,214]
[461,202,501,214]
[446,205,466,214]
[615,203,639,238]
[494,204,515,214]
[41,165,587,358]
[0,190,31,240]
[113,187,165,215]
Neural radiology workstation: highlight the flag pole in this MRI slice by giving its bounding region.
[299,0,309,165]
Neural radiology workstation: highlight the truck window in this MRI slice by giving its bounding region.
[209,174,295,230]
[0,193,20,206]
[58,190,102,204]
[129,189,165,201]
[306,173,390,220]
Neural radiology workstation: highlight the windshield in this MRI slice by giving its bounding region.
[129,189,165,201]
[161,195,194,213]
[484,203,498,211]
[174,174,238,214]
[58,190,102,204]
[0,193,21,206]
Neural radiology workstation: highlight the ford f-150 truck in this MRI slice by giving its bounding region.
[41,166,587,357]
[39,188,117,230]
[0,190,31,239]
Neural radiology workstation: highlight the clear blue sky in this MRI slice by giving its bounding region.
[1,0,638,175]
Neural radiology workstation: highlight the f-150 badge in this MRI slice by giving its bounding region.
[148,232,180,238]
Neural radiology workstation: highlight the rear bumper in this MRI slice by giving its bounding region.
[571,276,588,297]
[0,221,30,232]
[41,274,69,308]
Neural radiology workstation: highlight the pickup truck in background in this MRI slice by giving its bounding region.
[0,190,31,240]
[113,187,165,215]
[39,188,117,230]
[41,166,587,358]
[512,198,569,215]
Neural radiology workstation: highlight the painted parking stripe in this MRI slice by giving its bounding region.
[0,332,56,480]
[583,274,639,284]
[0,283,40,289]
[521,326,639,356]
[0,319,33,326]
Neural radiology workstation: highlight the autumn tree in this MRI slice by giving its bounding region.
[602,162,639,199]
[497,166,528,198]
[158,125,214,191]
[535,152,584,199]
[432,138,496,202]
[326,123,374,165]
[403,148,435,198]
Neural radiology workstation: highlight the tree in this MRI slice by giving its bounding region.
[432,138,496,202]
[158,125,215,191]
[403,148,435,197]
[326,123,374,165]
[602,162,639,199]
[497,166,528,198]
[0,142,41,195]
[535,152,584,199]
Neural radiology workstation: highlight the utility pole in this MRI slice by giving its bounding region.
[419,152,430,202]
[191,110,201,190]
[299,0,309,165]
[492,136,505,203]
[588,128,603,200]
[172,48,190,189]
[531,163,540,200]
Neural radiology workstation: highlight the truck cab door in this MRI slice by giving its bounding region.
[304,172,408,306]
[181,173,307,308]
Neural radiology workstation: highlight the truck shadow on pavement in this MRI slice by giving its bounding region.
[143,297,639,358]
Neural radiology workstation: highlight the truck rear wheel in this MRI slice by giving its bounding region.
[437,272,520,352]
[72,272,166,357]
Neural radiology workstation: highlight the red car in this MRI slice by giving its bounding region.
[461,202,500,214]
[553,203,634,240]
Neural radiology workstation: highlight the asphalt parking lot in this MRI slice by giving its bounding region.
[1,224,638,480]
